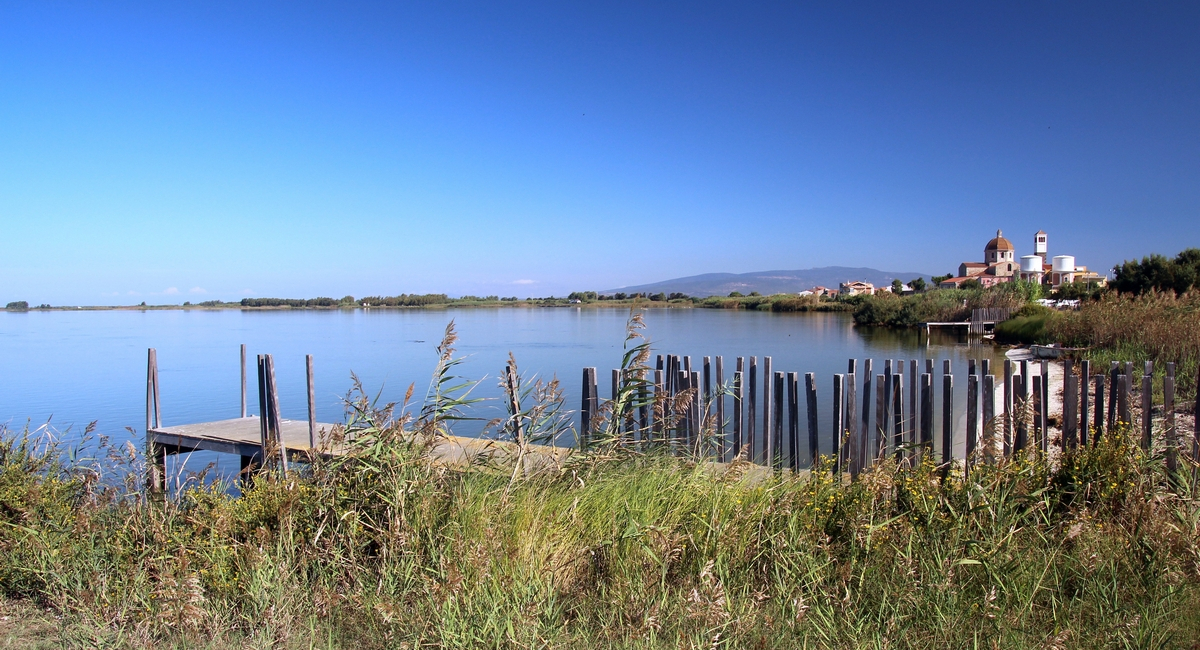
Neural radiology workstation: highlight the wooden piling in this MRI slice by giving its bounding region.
[833,374,844,475]
[1003,359,1013,456]
[146,348,163,491]
[1063,371,1078,450]
[1108,361,1119,431]
[982,374,995,462]
[1016,365,1029,453]
[691,370,702,454]
[942,372,953,471]
[967,372,978,468]
[581,367,596,447]
[714,356,724,437]
[772,371,784,469]
[920,373,933,461]
[788,372,800,471]
[306,354,316,450]
[763,357,773,464]
[703,355,712,419]
[982,358,991,377]
[733,370,744,459]
[257,355,268,451]
[845,371,858,477]
[1118,373,1130,428]
[240,344,247,419]
[1142,369,1153,451]
[875,374,886,460]
[859,360,873,474]
[652,368,664,441]
[909,360,918,446]
[891,373,904,463]
[1032,374,1043,453]
[1093,374,1105,444]
[1080,360,1090,446]
[748,357,758,461]
[805,373,818,467]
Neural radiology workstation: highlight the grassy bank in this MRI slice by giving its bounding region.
[851,281,1041,327]
[3,426,1197,648]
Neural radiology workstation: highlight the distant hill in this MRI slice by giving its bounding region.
[603,267,931,298]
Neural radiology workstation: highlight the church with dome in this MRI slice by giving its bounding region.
[939,230,1020,289]
[939,229,1106,290]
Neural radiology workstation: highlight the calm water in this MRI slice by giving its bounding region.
[0,308,1004,476]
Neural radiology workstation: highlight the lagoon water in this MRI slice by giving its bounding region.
[0,307,1005,478]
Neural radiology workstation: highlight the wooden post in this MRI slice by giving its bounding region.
[1016,364,1029,453]
[875,374,886,460]
[683,355,691,374]
[968,358,976,377]
[1118,373,1129,428]
[703,355,712,428]
[772,371,784,469]
[845,371,857,477]
[1032,374,1043,453]
[1193,365,1200,476]
[920,373,933,462]
[581,367,597,447]
[942,372,953,471]
[678,370,690,446]
[805,373,819,468]
[257,355,268,452]
[733,370,743,459]
[892,373,904,463]
[1108,361,1119,432]
[967,372,978,469]
[1063,371,1078,450]
[832,374,844,475]
[240,344,247,418]
[715,356,724,441]
[982,374,995,462]
[266,354,287,474]
[883,360,893,438]
[1080,360,1091,446]
[638,368,650,441]
[982,358,991,377]
[506,359,524,446]
[691,370,702,454]
[306,354,317,450]
[146,348,157,432]
[1142,369,1153,451]
[651,368,664,442]
[909,360,918,446]
[848,358,857,375]
[1165,363,1176,473]
[762,357,773,464]
[788,372,799,471]
[1003,359,1013,456]
[748,357,758,462]
[145,348,163,491]
[1093,374,1105,444]
[860,360,873,474]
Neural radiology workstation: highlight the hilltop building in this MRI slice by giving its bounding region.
[942,229,1105,290]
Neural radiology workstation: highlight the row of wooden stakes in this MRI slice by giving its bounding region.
[577,354,1200,475]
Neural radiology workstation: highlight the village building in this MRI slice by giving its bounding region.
[838,281,875,296]
[945,229,1106,290]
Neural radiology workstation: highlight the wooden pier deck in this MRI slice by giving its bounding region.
[148,415,570,471]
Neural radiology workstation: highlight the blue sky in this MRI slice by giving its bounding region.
[2,1,1197,304]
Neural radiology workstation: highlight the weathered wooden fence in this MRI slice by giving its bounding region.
[578,353,1200,475]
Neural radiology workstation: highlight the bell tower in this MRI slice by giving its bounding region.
[1034,230,1047,257]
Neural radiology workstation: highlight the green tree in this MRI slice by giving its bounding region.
[891,279,904,293]
[910,277,927,292]
[930,274,953,285]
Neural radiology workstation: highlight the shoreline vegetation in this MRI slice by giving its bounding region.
[2,292,855,313]
[2,320,1199,647]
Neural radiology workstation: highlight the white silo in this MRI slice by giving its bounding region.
[1052,255,1075,273]
[1021,255,1043,273]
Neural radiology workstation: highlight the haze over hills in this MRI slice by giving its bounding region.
[603,267,932,298]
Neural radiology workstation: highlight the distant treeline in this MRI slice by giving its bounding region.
[240,297,351,308]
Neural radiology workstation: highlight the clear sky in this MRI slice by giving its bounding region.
[2,2,1198,304]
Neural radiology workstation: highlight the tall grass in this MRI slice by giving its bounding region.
[2,316,1200,648]
[1050,291,1200,403]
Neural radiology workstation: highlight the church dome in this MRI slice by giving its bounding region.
[985,230,1014,252]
